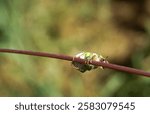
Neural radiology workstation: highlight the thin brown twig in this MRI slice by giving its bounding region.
[0,48,150,77]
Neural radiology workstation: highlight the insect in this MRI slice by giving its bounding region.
[72,52,108,73]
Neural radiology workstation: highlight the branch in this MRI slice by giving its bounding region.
[0,48,150,77]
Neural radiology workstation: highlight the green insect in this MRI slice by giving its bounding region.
[72,52,108,73]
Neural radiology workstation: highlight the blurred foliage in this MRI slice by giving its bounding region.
[0,0,150,96]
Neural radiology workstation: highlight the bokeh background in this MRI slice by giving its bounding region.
[0,0,150,96]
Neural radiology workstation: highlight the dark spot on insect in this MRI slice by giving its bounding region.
[72,61,93,73]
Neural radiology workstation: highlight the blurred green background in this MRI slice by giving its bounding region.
[0,0,150,96]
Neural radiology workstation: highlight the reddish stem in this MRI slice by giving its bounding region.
[0,48,150,77]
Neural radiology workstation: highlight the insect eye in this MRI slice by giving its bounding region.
[101,58,105,62]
